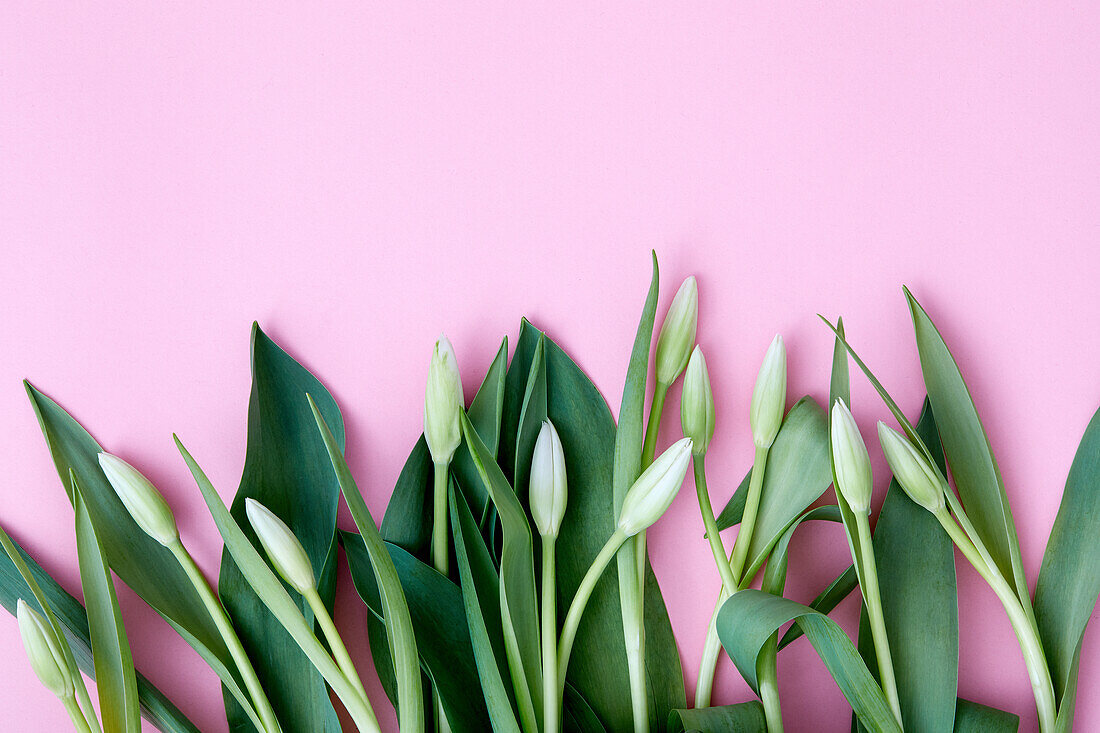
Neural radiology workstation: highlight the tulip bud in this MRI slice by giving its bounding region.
[750,335,786,449]
[17,600,72,699]
[876,422,946,513]
[681,346,715,456]
[98,452,179,547]
[617,437,693,536]
[245,498,316,594]
[529,420,568,538]
[655,276,699,385]
[424,335,463,465]
[829,400,872,514]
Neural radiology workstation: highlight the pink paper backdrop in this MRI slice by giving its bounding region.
[2,3,1099,731]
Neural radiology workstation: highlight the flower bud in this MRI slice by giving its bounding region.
[17,600,73,699]
[530,420,568,538]
[655,276,699,385]
[680,346,715,456]
[245,498,316,594]
[617,437,693,537]
[876,422,946,513]
[98,452,179,547]
[424,335,463,465]
[829,400,872,514]
[750,335,786,449]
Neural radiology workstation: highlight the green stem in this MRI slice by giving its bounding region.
[170,542,282,733]
[432,462,450,576]
[694,455,737,594]
[728,446,769,582]
[542,535,560,733]
[558,530,629,702]
[641,381,669,469]
[757,636,783,733]
[854,516,902,727]
[61,694,94,733]
[933,508,1055,733]
[304,588,369,700]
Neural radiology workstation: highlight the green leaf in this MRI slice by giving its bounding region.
[22,381,261,730]
[176,438,380,732]
[668,701,766,733]
[715,397,833,577]
[341,530,491,732]
[777,565,857,650]
[716,589,901,733]
[858,400,959,733]
[74,477,141,733]
[308,396,424,733]
[952,699,1019,732]
[1034,404,1100,716]
[513,334,548,505]
[449,486,522,732]
[903,289,1030,610]
[216,324,342,733]
[506,320,685,729]
[459,410,543,731]
[0,526,199,732]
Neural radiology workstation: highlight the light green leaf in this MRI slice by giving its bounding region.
[777,565,857,650]
[309,396,424,733]
[74,477,140,733]
[1034,404,1100,718]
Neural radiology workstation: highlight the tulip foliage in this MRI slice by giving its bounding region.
[2,253,1100,733]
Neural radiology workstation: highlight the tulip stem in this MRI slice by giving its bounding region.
[559,530,629,703]
[541,536,560,733]
[693,455,737,594]
[303,588,369,699]
[854,516,903,727]
[756,636,783,733]
[61,694,94,733]
[932,507,1055,733]
[169,542,282,733]
[432,462,449,576]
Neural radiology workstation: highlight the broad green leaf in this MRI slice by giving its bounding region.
[341,530,492,732]
[22,381,261,730]
[74,479,141,733]
[459,411,543,731]
[563,682,609,733]
[505,320,685,730]
[449,487,521,732]
[858,401,959,733]
[952,699,1019,732]
[217,324,342,733]
[904,289,1030,610]
[513,335,547,504]
[715,397,833,576]
[309,397,424,733]
[668,701,766,733]
[176,438,380,732]
[777,565,857,650]
[716,590,901,733]
[0,526,199,733]
[1034,405,1100,716]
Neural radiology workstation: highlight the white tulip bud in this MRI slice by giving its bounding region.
[98,452,179,547]
[245,498,316,594]
[530,420,568,538]
[424,335,463,465]
[681,346,715,456]
[617,438,693,537]
[655,276,699,385]
[750,335,787,449]
[876,422,946,513]
[17,600,73,699]
[829,400,872,514]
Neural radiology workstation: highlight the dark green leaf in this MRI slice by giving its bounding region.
[668,701,766,733]
[217,324,342,733]
[1034,404,1100,715]
[952,699,1019,732]
[777,565,857,650]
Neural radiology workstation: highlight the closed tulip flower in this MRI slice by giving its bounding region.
[17,600,72,700]
[245,498,316,594]
[618,437,693,536]
[877,422,946,513]
[424,335,463,465]
[750,335,786,450]
[681,346,716,456]
[655,276,699,385]
[830,400,873,514]
[530,420,568,538]
[98,452,179,548]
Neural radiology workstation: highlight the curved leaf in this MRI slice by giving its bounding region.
[341,530,491,732]
[777,565,857,650]
[0,526,199,732]
[1034,404,1100,716]
[74,479,141,733]
[668,702,765,733]
[717,590,901,733]
[953,699,1019,732]
[217,324,342,732]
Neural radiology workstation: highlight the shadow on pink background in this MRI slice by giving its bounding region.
[2,3,1099,731]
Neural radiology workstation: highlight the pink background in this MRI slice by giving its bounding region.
[2,3,1099,731]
